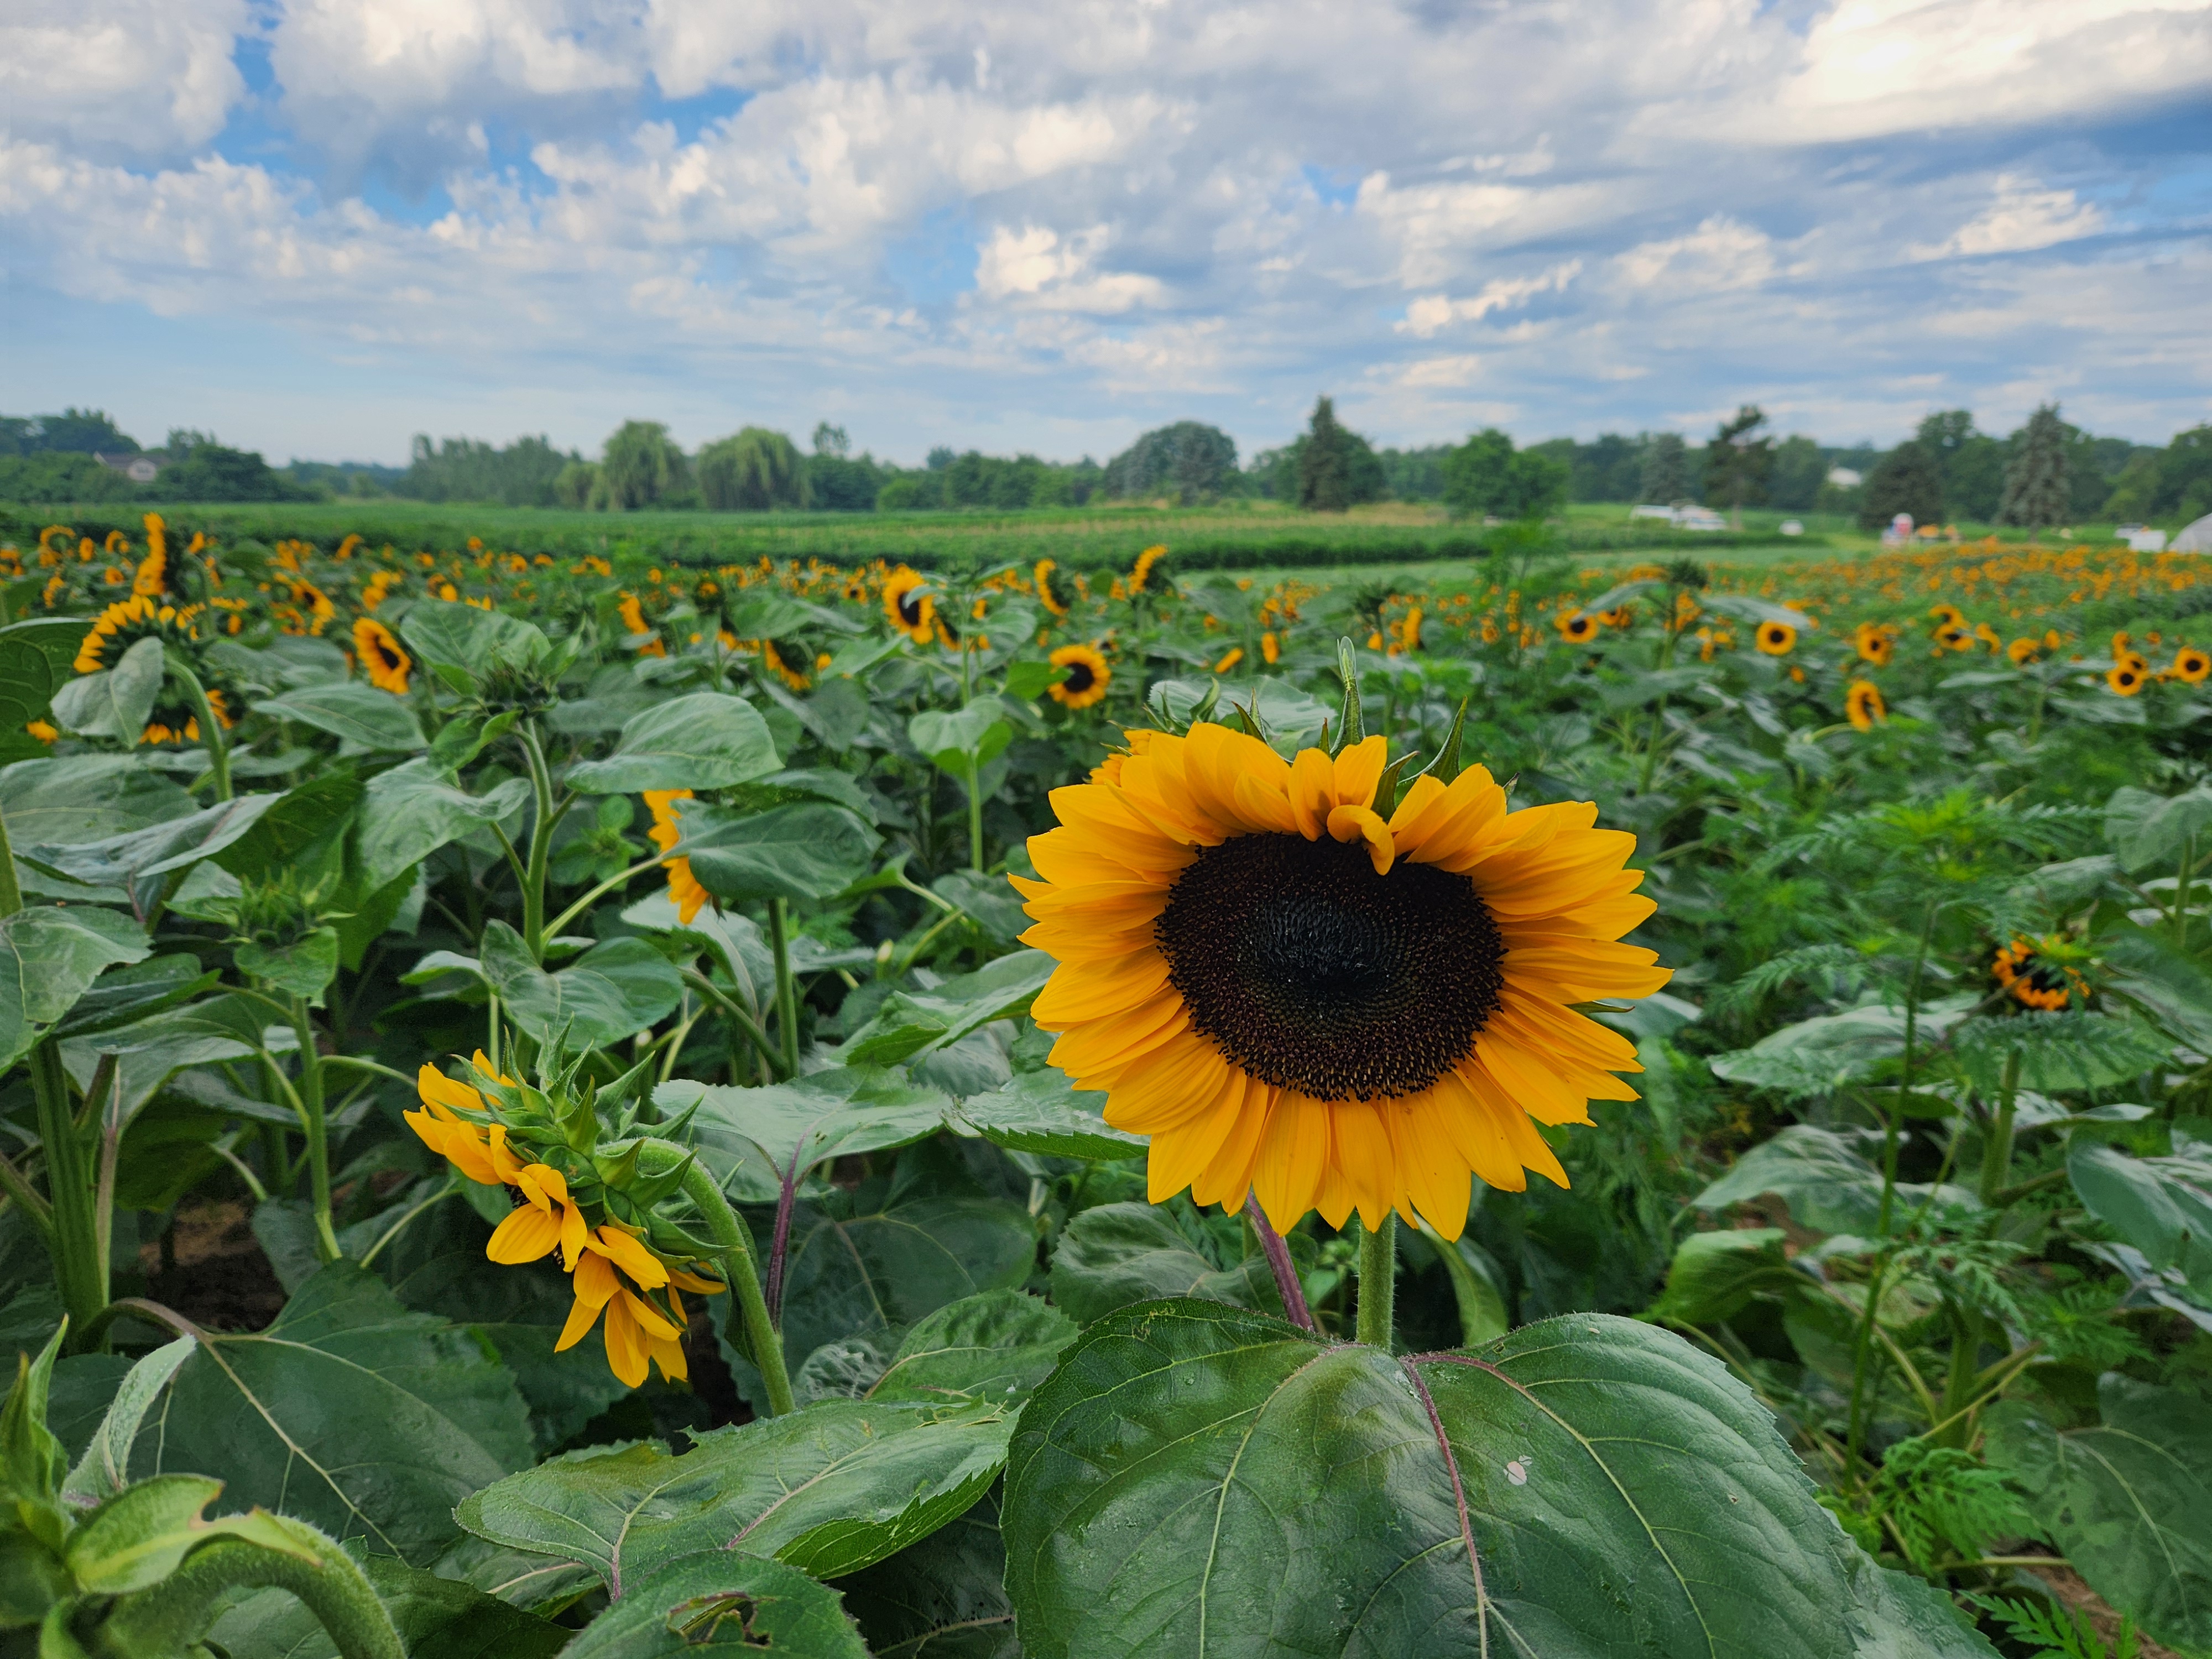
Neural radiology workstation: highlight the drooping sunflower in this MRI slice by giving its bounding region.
[2174,647,2211,685]
[884,567,935,643]
[1755,620,1796,656]
[1845,680,1887,732]
[2006,637,2041,666]
[1930,603,1965,630]
[1035,558,1072,618]
[74,593,195,673]
[1261,630,1281,665]
[1556,610,1597,644]
[644,790,713,924]
[353,616,411,694]
[1854,622,1895,667]
[1015,723,1670,1239]
[1212,647,1245,674]
[759,639,812,692]
[1991,936,2094,1013]
[1130,544,1170,596]
[2107,663,2145,697]
[1937,624,1975,653]
[1048,643,1112,709]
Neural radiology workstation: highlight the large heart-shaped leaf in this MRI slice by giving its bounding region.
[684,802,881,904]
[21,792,279,891]
[2104,784,2212,875]
[479,921,683,1048]
[50,635,165,740]
[953,1070,1145,1161]
[565,691,781,795]
[663,1067,954,1192]
[0,618,96,758]
[0,755,194,844]
[255,680,429,752]
[129,1261,533,1565]
[0,904,148,1068]
[839,1490,1019,1659]
[1692,1125,1981,1235]
[1047,1203,1290,1327]
[356,760,531,893]
[1004,1303,1874,1658]
[2067,1136,2212,1297]
[399,603,550,675]
[561,1551,870,1658]
[1986,1374,2212,1652]
[867,1291,1076,1409]
[457,1399,1012,1593]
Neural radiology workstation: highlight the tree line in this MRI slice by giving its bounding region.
[4,401,2207,528]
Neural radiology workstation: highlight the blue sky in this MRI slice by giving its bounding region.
[3,0,2208,467]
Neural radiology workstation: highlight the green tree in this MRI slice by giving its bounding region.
[2158,425,2212,521]
[1639,433,1689,504]
[1103,421,1239,503]
[1703,405,1773,528]
[697,427,806,511]
[1294,397,1384,511]
[2101,449,2164,521]
[1768,435,1825,511]
[1440,428,1566,521]
[598,420,689,510]
[1911,411,2000,521]
[1857,441,1944,531]
[1999,404,2071,531]
[812,421,851,458]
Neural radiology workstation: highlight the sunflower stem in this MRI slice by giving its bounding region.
[170,659,232,802]
[769,899,801,1075]
[290,993,341,1264]
[1333,638,1363,753]
[647,1141,794,1418]
[30,1040,107,1352]
[1978,1049,2022,1206]
[1244,1196,1315,1332]
[1355,1214,1397,1350]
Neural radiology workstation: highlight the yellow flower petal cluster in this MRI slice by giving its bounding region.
[644,790,713,925]
[1015,722,1670,1240]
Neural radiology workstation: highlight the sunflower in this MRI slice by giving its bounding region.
[1262,631,1281,664]
[617,592,666,657]
[1130,545,1170,596]
[1854,623,1895,666]
[1035,558,1072,617]
[2174,648,2211,685]
[644,790,713,925]
[841,575,868,605]
[2107,664,2145,696]
[353,616,411,694]
[1755,620,1796,656]
[1213,647,1245,674]
[557,1249,723,1387]
[1048,643,1112,709]
[884,567,935,643]
[1930,604,1964,630]
[1014,723,1670,1239]
[1937,624,1974,653]
[2006,637,2041,666]
[1399,607,1425,652]
[1556,610,1597,644]
[1845,680,1886,732]
[760,639,812,692]
[74,593,196,673]
[143,687,234,748]
[1991,936,2094,1012]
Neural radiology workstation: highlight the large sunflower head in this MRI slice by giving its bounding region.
[884,567,935,643]
[73,594,200,674]
[1048,643,1112,709]
[1013,723,1669,1239]
[1556,610,1597,644]
[2107,663,2145,697]
[1845,680,1886,732]
[353,615,411,693]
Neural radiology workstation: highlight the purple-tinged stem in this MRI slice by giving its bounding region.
[765,1161,798,1327]
[1245,1195,1316,1332]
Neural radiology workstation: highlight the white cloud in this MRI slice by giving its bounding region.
[973,224,1162,311]
[1397,262,1582,337]
[1910,175,2106,260]
[1,0,248,160]
[1615,217,1780,293]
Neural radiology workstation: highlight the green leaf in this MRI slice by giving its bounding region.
[664,1067,953,1191]
[1693,1125,1982,1236]
[478,922,683,1048]
[0,755,194,845]
[839,1490,1019,1659]
[2103,926,2212,1052]
[2068,1138,2212,1297]
[776,1197,1039,1373]
[1986,1374,2212,1652]
[0,904,149,1069]
[20,791,280,890]
[254,681,429,752]
[51,954,215,1042]
[50,634,165,740]
[1846,1564,2001,1657]
[952,1070,1145,1161]
[62,1336,194,1507]
[1650,1228,1801,1325]
[909,700,1014,772]
[565,691,782,794]
[133,1261,533,1566]
[1048,1203,1290,1327]
[867,1292,1076,1409]
[1153,678,1331,754]
[58,995,262,1123]
[841,952,1055,1067]
[684,801,883,905]
[930,868,1031,945]
[399,603,550,676]
[1,1323,66,1514]
[0,618,97,753]
[456,1399,1012,1591]
[1708,1005,1930,1098]
[206,1543,572,1659]
[64,1472,226,1593]
[235,927,341,1001]
[1003,1303,1869,1659]
[2103,783,2212,874]
[561,1551,870,1658]
[1950,1011,2167,1094]
[355,760,531,894]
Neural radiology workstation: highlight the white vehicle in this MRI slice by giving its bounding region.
[1629,504,1676,521]
[1780,519,1804,536]
[1673,505,1727,531]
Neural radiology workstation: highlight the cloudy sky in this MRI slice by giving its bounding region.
[4,0,2209,467]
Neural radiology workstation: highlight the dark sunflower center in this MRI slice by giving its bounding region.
[897,591,925,626]
[1155,832,1504,1102]
[1062,660,1094,693]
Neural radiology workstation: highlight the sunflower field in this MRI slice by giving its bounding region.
[2,513,2211,1658]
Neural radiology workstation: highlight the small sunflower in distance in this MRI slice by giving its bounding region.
[1845,680,1886,732]
[1755,620,1796,656]
[2108,662,2146,697]
[1556,610,1597,644]
[1991,935,2094,1012]
[1854,623,1895,666]
[1014,723,1670,1238]
[353,616,411,693]
[884,566,935,643]
[2174,646,2211,685]
[2007,637,2042,666]
[1048,643,1111,709]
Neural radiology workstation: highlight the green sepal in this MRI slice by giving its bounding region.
[1,1324,67,1528]
[1332,637,1363,753]
[63,1474,225,1595]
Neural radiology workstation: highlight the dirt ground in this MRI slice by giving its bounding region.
[136,1201,286,1331]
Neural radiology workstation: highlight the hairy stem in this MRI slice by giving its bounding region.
[290,995,340,1262]
[30,1041,106,1348]
[92,1536,403,1659]
[768,898,801,1076]
[1355,1213,1397,1350]
[642,1140,794,1417]
[1979,1049,2022,1206]
[1244,1196,1315,1332]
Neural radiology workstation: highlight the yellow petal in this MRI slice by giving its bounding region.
[487,1204,562,1264]
[1326,804,1394,875]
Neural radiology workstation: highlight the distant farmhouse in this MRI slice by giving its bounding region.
[1825,466,1863,489]
[95,451,169,484]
